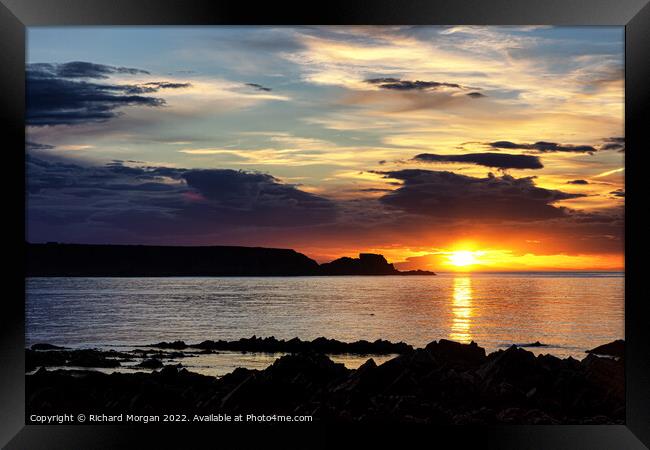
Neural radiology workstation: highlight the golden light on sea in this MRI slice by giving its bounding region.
[449,276,474,344]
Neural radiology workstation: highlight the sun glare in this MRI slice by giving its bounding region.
[448,250,479,267]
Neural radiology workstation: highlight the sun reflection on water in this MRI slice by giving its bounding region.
[450,276,474,343]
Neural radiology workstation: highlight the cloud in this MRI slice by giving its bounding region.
[26,155,337,243]
[412,152,543,170]
[600,137,625,152]
[610,189,625,198]
[28,61,150,79]
[487,140,597,154]
[364,78,467,91]
[245,82,272,92]
[182,169,334,215]
[27,141,55,151]
[123,82,192,94]
[376,169,585,221]
[567,179,589,185]
[27,62,191,126]
[466,92,486,98]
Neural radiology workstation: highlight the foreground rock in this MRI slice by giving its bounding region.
[26,339,624,424]
[586,340,625,359]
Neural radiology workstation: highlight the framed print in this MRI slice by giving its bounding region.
[1,0,649,448]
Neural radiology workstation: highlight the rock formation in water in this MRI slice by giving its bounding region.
[319,253,435,276]
[149,335,413,354]
[319,253,400,275]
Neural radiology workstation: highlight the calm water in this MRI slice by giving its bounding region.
[26,273,624,373]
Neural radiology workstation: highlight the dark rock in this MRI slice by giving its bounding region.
[150,340,188,350]
[425,339,486,370]
[26,348,124,371]
[31,343,67,350]
[26,242,321,276]
[319,253,400,275]
[185,335,411,355]
[581,354,624,409]
[331,358,378,393]
[265,352,348,384]
[586,340,624,359]
[496,407,560,424]
[158,364,185,377]
[477,345,541,392]
[137,358,164,369]
[25,339,625,424]
[397,269,436,276]
[68,350,121,368]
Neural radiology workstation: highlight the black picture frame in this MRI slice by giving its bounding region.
[1,1,648,448]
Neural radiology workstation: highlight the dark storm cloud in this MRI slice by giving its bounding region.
[376,169,585,221]
[245,83,272,92]
[364,78,472,91]
[27,141,55,151]
[26,155,338,243]
[123,82,192,94]
[182,169,334,214]
[600,137,625,152]
[413,152,543,170]
[29,61,150,79]
[27,76,165,125]
[27,62,191,126]
[488,141,597,154]
[567,179,589,185]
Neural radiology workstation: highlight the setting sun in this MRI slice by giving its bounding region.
[448,251,480,267]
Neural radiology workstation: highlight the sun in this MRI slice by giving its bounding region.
[448,250,479,267]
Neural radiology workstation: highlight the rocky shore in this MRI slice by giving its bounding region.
[26,338,624,424]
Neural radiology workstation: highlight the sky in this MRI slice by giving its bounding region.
[25,26,625,271]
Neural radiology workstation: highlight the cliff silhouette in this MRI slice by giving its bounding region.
[26,243,436,277]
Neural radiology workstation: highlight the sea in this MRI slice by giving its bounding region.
[26,272,624,376]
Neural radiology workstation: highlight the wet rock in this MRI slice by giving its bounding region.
[137,358,164,369]
[31,343,67,350]
[158,364,185,377]
[581,353,624,410]
[68,350,122,368]
[189,335,411,355]
[331,358,378,393]
[586,340,624,359]
[425,339,486,370]
[149,340,188,350]
[477,345,542,392]
[265,351,349,384]
[26,349,123,371]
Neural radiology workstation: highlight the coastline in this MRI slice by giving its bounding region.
[26,337,624,424]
